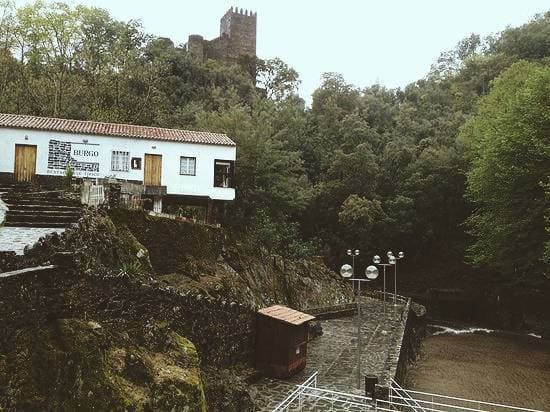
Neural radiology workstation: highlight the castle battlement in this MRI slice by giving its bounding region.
[224,6,257,17]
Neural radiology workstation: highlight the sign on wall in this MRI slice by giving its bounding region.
[47,139,101,177]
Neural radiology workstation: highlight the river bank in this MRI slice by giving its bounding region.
[406,326,550,410]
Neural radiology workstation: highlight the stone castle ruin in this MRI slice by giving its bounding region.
[186,7,257,65]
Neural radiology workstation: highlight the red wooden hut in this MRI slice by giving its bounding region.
[255,305,316,378]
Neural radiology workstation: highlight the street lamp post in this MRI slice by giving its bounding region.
[347,249,360,275]
[373,254,391,316]
[340,262,379,389]
[386,251,404,306]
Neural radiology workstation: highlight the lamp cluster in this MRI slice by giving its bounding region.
[340,248,379,280]
[373,250,404,265]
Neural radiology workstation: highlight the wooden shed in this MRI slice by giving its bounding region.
[255,305,316,378]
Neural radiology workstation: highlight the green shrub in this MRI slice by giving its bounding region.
[64,166,74,190]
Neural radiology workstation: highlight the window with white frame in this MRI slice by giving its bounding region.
[180,156,196,175]
[111,150,130,172]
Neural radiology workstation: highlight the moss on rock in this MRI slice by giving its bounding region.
[2,318,207,411]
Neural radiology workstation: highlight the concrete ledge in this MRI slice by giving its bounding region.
[0,264,58,278]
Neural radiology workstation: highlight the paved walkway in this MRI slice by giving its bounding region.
[250,297,407,411]
[0,227,65,255]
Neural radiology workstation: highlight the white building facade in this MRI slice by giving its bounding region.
[0,114,236,204]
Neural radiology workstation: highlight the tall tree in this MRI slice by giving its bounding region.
[460,61,550,280]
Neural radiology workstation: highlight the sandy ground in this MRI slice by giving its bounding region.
[406,332,550,410]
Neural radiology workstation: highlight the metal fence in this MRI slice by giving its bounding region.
[272,373,545,412]
[388,378,545,412]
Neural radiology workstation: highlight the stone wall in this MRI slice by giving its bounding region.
[0,262,255,367]
[393,301,426,385]
[376,299,426,397]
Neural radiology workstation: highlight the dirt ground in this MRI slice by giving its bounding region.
[406,332,550,410]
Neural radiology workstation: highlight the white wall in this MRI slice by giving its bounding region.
[0,127,236,200]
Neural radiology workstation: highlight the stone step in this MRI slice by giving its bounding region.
[0,187,32,193]
[6,204,81,212]
[0,183,33,190]
[6,209,80,216]
[3,221,72,228]
[4,191,63,196]
[3,194,64,201]
[2,187,59,192]
[4,199,79,206]
[5,215,78,224]
[0,186,82,230]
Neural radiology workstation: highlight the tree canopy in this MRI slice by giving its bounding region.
[460,61,550,280]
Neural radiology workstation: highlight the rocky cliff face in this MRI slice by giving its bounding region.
[108,209,353,310]
[0,208,352,411]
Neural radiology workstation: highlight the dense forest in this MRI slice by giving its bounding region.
[0,1,548,292]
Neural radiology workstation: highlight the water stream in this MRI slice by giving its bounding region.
[406,324,550,410]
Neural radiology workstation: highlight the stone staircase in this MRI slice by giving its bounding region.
[0,183,82,228]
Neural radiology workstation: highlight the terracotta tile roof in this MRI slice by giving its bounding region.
[0,113,236,146]
[258,305,316,326]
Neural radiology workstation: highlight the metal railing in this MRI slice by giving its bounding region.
[367,289,409,305]
[390,378,426,412]
[273,373,392,411]
[388,381,545,412]
[81,183,105,206]
[89,185,105,206]
[272,372,318,412]
[272,373,546,412]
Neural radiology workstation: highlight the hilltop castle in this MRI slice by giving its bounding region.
[185,7,257,65]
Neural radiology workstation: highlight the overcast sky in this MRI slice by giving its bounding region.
[17,1,550,102]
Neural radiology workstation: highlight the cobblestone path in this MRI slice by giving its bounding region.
[251,296,407,411]
[0,227,65,255]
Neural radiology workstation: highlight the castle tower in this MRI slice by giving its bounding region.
[185,7,257,71]
[186,34,205,60]
[219,7,257,60]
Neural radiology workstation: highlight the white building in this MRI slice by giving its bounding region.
[0,113,236,213]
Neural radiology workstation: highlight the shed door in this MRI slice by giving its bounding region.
[144,154,162,186]
[14,144,37,182]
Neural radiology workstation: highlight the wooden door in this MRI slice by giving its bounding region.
[144,154,162,186]
[14,144,37,182]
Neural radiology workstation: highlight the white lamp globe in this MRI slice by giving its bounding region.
[340,264,353,278]
[365,265,379,280]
